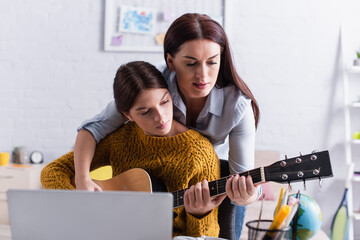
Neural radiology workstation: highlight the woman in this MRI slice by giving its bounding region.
[74,13,260,238]
[41,61,226,237]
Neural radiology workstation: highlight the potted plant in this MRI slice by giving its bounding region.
[354,51,360,66]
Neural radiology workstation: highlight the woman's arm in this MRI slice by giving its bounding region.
[74,129,101,191]
[74,101,125,190]
[227,103,259,205]
[78,101,125,142]
[228,103,256,174]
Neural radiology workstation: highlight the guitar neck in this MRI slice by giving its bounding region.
[89,151,331,210]
[172,167,265,209]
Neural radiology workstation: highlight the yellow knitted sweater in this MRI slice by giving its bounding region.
[41,121,220,237]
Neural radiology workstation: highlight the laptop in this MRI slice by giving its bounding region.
[7,189,173,240]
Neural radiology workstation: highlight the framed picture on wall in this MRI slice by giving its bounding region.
[118,6,156,34]
[103,0,228,52]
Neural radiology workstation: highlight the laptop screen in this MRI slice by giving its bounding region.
[7,189,173,240]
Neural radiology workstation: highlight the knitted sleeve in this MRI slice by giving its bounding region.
[40,133,114,189]
[40,151,77,189]
[184,138,221,237]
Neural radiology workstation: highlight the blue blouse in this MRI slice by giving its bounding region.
[79,64,256,175]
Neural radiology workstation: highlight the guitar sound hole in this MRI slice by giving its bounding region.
[150,176,168,192]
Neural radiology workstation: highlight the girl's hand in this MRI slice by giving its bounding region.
[184,179,226,218]
[226,174,258,206]
[75,175,103,192]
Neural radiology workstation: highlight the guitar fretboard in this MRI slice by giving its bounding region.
[172,167,264,208]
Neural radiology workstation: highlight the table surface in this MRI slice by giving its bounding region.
[0,223,330,240]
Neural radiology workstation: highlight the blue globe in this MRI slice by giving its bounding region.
[290,194,322,240]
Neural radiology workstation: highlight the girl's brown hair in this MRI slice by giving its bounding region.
[164,13,260,127]
[113,61,168,113]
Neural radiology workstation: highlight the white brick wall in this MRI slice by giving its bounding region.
[0,0,163,160]
[1,0,360,236]
[225,0,360,235]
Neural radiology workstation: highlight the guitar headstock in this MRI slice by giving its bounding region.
[264,150,333,184]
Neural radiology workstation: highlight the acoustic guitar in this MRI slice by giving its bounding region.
[91,150,333,209]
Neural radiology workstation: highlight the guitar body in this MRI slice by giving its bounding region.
[93,168,153,192]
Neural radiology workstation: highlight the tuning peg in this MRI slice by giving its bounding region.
[299,152,303,156]
[312,150,319,153]
[285,155,288,159]
[303,179,306,191]
[288,182,292,191]
[319,177,323,188]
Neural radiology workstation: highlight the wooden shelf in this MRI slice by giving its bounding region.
[353,175,360,182]
[347,66,360,73]
[341,28,360,239]
[350,102,360,107]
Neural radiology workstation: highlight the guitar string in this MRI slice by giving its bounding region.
[175,178,324,204]
[172,172,262,192]
[173,166,325,205]
[173,154,326,205]
[172,170,263,205]
[172,173,263,196]
[172,170,263,194]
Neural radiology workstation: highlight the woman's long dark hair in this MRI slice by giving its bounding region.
[113,61,168,113]
[164,13,260,128]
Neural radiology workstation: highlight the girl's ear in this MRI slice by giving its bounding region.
[166,53,175,72]
[122,112,133,121]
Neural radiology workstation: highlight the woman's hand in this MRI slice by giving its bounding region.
[75,175,103,191]
[184,179,226,218]
[226,174,258,206]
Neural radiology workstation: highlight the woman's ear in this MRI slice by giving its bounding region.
[166,53,175,72]
[122,112,133,121]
